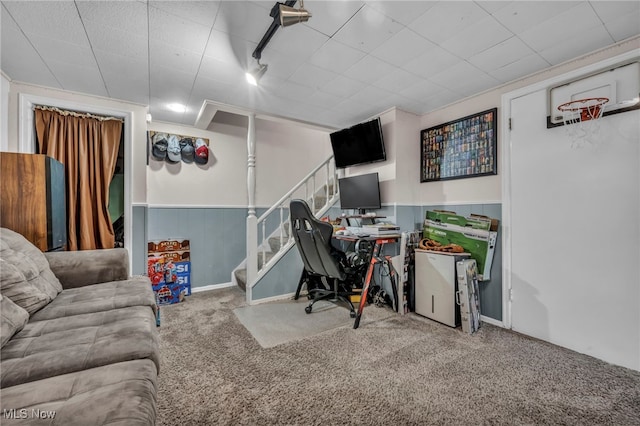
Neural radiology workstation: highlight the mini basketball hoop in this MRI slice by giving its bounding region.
[557,97,609,148]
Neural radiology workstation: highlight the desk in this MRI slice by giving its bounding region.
[334,233,401,329]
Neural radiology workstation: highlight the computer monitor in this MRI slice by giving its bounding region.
[338,172,381,215]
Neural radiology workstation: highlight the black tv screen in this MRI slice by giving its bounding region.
[338,172,381,213]
[330,117,386,168]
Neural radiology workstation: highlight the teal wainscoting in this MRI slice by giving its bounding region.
[131,205,148,276]
[147,207,249,289]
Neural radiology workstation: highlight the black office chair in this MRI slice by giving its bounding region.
[289,199,362,318]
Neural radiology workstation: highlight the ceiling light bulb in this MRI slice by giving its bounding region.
[167,103,187,113]
[245,63,268,86]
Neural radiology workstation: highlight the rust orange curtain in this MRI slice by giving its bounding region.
[34,107,122,251]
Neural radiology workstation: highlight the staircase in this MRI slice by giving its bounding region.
[234,156,339,301]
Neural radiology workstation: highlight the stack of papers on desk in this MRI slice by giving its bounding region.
[362,224,400,235]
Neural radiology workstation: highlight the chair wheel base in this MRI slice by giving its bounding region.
[305,306,312,314]
[350,311,356,318]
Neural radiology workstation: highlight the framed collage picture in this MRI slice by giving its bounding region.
[420,108,497,182]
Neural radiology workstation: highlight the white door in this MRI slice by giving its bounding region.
[507,89,640,369]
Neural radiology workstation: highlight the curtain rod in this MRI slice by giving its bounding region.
[34,105,124,122]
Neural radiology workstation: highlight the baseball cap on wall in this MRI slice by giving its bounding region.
[180,138,195,163]
[194,138,208,165]
[151,133,168,160]
[167,134,181,163]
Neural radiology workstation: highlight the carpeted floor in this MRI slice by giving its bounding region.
[156,287,640,425]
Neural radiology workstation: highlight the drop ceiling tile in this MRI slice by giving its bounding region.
[408,1,489,44]
[347,84,396,110]
[491,1,579,34]
[440,15,513,59]
[603,13,640,42]
[373,68,422,94]
[204,30,256,67]
[321,75,367,98]
[303,0,365,37]
[271,80,316,102]
[3,1,90,46]
[47,60,107,97]
[76,0,148,37]
[429,61,487,94]
[149,0,220,27]
[333,4,404,53]
[519,3,602,52]
[214,1,277,43]
[370,28,436,68]
[94,49,148,79]
[305,90,346,109]
[490,53,550,83]
[266,24,329,63]
[257,47,306,80]
[84,21,148,59]
[469,36,535,73]
[421,89,462,111]
[590,1,639,24]
[0,12,60,87]
[150,41,203,75]
[538,25,613,65]
[403,46,461,79]
[343,55,397,84]
[455,71,501,97]
[149,6,211,54]
[366,1,438,26]
[198,55,245,86]
[150,66,196,102]
[399,79,448,102]
[190,74,237,104]
[288,63,338,90]
[28,34,97,68]
[102,70,149,105]
[475,1,515,14]
[308,39,366,74]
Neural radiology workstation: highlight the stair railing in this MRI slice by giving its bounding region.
[246,155,339,303]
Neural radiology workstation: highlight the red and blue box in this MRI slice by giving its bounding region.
[148,239,191,305]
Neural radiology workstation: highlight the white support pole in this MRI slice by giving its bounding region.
[246,113,257,304]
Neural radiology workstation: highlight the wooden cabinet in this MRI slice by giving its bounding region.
[0,152,66,251]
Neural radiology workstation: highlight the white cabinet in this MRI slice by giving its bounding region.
[414,250,469,327]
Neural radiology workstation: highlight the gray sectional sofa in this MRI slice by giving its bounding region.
[0,227,159,425]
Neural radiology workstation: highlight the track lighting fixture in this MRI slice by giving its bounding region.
[279,0,311,27]
[245,61,268,86]
[251,1,312,61]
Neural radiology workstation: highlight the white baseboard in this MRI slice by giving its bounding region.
[191,282,235,293]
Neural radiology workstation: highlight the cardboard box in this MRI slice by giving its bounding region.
[153,282,189,306]
[423,210,498,281]
[147,257,191,304]
[148,239,190,253]
[148,250,191,262]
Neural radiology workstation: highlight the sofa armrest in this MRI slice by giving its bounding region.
[44,248,130,289]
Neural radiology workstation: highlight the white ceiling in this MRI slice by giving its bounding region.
[2,1,639,129]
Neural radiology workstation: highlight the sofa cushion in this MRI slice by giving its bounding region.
[1,306,159,388]
[0,259,51,315]
[0,359,157,426]
[29,276,156,322]
[0,294,29,348]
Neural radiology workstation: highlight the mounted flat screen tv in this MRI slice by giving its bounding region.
[338,172,381,215]
[330,117,386,169]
